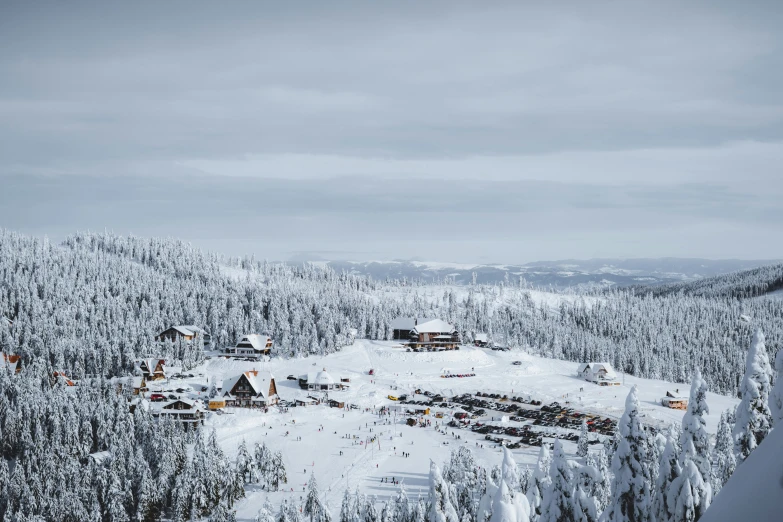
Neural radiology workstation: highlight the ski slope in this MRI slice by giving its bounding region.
[164,340,739,521]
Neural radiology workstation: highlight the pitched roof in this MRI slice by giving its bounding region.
[235,334,272,351]
[0,353,20,372]
[578,362,618,379]
[170,325,207,337]
[412,319,456,334]
[474,333,488,342]
[391,317,416,330]
[222,370,276,399]
[137,358,166,373]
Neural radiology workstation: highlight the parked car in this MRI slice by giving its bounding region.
[176,388,187,393]
[201,386,208,392]
[512,361,522,366]
[168,394,178,400]
[149,393,166,402]
[388,395,398,401]
[287,375,297,380]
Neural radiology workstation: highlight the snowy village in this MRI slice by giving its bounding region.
[3,2,783,521]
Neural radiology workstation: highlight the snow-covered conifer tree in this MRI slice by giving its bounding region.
[526,444,551,521]
[711,411,735,493]
[577,420,590,458]
[652,427,680,522]
[257,499,276,522]
[539,440,574,522]
[429,461,460,522]
[305,474,331,522]
[605,385,651,522]
[733,328,773,463]
[770,349,783,425]
[672,370,712,519]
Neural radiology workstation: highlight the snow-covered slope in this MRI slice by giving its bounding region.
[169,340,739,519]
[701,425,783,522]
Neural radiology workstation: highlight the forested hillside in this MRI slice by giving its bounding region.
[632,262,783,299]
[1,230,781,396]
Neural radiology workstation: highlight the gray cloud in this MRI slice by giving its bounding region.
[1,0,782,262]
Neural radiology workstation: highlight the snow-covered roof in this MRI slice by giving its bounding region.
[235,334,272,351]
[474,333,489,342]
[578,362,617,378]
[221,370,276,399]
[313,369,335,386]
[391,317,416,330]
[130,398,150,411]
[89,450,112,463]
[412,319,456,334]
[170,325,207,337]
[137,358,166,374]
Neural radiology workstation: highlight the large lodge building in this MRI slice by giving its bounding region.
[393,317,460,351]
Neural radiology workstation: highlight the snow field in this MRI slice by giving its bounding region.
[173,340,739,520]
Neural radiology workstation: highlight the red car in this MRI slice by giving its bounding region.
[149,393,166,402]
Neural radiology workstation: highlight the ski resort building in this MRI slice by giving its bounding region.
[391,317,437,340]
[661,390,689,410]
[298,368,345,391]
[136,358,167,381]
[225,334,273,357]
[404,319,460,350]
[156,325,211,346]
[474,333,489,347]
[577,362,620,386]
[221,370,279,407]
[154,399,205,423]
[0,353,22,374]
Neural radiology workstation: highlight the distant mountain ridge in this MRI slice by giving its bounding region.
[313,258,783,288]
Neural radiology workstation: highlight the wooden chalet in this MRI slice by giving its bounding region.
[156,325,211,346]
[221,370,279,407]
[225,334,273,358]
[661,390,688,410]
[0,353,22,374]
[156,399,205,423]
[578,362,620,386]
[404,319,460,351]
[110,375,146,395]
[473,333,489,347]
[136,359,167,381]
[392,317,436,340]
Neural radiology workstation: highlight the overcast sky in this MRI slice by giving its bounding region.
[2,1,782,264]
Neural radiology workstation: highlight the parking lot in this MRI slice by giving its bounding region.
[398,390,617,449]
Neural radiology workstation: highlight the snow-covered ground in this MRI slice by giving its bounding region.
[151,340,738,521]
